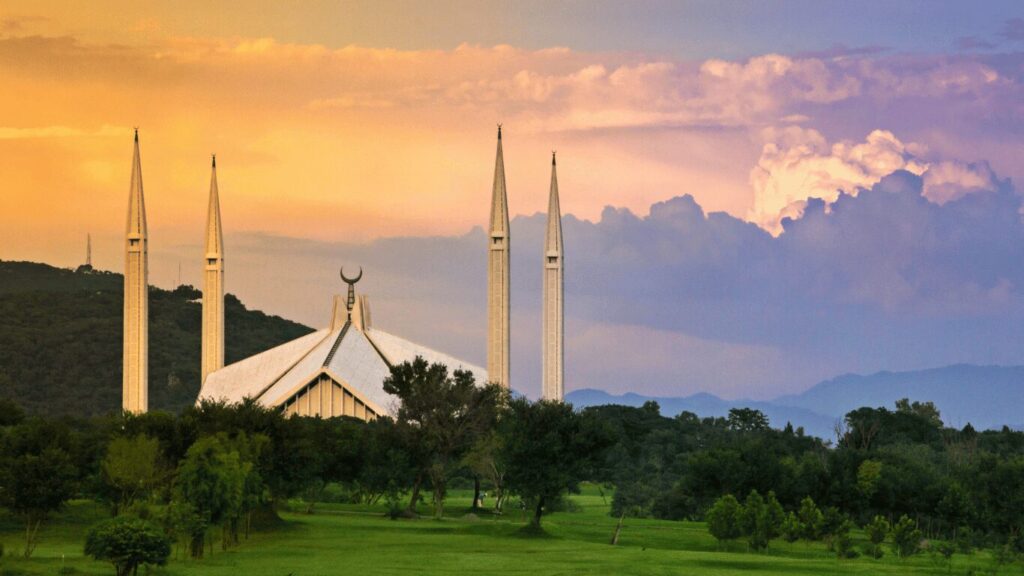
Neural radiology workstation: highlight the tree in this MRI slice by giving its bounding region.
[833,520,858,559]
[706,494,742,547]
[819,507,847,550]
[781,512,801,543]
[383,357,506,518]
[727,408,770,432]
[84,516,171,576]
[864,515,889,558]
[357,417,415,512]
[764,491,785,541]
[172,435,246,558]
[936,481,971,539]
[739,490,770,551]
[0,446,77,557]
[856,459,883,504]
[891,514,922,558]
[498,397,609,530]
[796,496,823,540]
[463,429,507,512]
[101,435,163,515]
[736,490,784,551]
[895,398,942,428]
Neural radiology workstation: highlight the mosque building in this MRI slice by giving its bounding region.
[122,127,565,420]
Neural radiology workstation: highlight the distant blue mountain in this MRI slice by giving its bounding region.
[565,389,839,440]
[772,364,1024,432]
[567,364,1024,440]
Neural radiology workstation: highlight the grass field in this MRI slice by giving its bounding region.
[1,485,1021,575]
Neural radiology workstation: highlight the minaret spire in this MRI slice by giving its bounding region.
[202,154,225,384]
[542,152,564,400]
[487,125,511,388]
[86,233,92,268]
[123,130,149,413]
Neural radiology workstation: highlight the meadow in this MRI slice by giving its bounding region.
[1,485,1019,576]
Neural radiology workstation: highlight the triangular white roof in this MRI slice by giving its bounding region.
[198,304,487,416]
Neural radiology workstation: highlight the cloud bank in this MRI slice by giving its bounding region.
[155,163,1024,400]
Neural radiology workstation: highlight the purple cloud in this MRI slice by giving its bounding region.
[1000,18,1024,41]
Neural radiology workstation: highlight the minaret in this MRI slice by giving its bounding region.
[86,233,92,268]
[542,153,564,400]
[201,155,225,384]
[487,125,511,388]
[123,130,148,413]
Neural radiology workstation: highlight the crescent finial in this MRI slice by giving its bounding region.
[340,266,363,285]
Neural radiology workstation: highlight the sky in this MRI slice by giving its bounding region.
[3,1,1024,400]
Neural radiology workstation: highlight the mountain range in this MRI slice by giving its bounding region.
[567,364,1024,439]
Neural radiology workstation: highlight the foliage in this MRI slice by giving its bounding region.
[780,512,801,543]
[863,515,889,559]
[84,516,171,576]
[100,435,162,515]
[833,520,858,559]
[0,418,78,557]
[172,435,247,557]
[706,494,742,547]
[383,357,506,519]
[498,398,610,529]
[891,515,922,558]
[796,497,823,541]
[0,261,312,416]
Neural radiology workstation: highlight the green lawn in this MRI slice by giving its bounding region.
[0,486,1020,575]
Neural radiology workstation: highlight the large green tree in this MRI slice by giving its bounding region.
[498,397,609,529]
[172,435,246,558]
[383,357,506,518]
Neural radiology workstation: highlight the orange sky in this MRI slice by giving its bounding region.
[0,3,762,273]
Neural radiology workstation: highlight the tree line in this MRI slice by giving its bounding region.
[598,400,1024,561]
[0,356,1022,574]
[0,357,609,573]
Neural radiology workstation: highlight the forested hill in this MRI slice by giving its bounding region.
[0,260,314,416]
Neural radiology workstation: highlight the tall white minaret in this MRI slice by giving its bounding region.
[542,153,564,400]
[201,155,225,384]
[488,125,511,388]
[123,130,148,413]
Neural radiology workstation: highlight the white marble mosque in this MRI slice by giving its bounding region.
[122,126,565,420]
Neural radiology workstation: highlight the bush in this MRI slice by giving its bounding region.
[796,496,823,540]
[781,512,801,543]
[864,515,889,559]
[706,495,742,547]
[819,507,846,550]
[84,516,171,576]
[738,490,782,551]
[891,515,922,559]
[834,520,859,559]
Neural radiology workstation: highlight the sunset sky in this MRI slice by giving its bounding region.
[5,1,1024,400]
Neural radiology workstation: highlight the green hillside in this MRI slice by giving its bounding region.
[0,260,314,416]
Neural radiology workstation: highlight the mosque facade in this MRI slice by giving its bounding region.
[122,127,565,420]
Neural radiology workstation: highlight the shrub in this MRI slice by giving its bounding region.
[891,515,922,558]
[738,490,783,551]
[834,520,859,559]
[863,515,889,559]
[796,496,823,540]
[84,516,171,576]
[706,494,742,547]
[781,511,801,543]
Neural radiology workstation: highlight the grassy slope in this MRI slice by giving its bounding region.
[0,486,1019,576]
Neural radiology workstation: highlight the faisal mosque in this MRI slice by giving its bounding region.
[119,126,565,420]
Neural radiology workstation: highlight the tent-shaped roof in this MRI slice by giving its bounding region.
[198,296,487,417]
